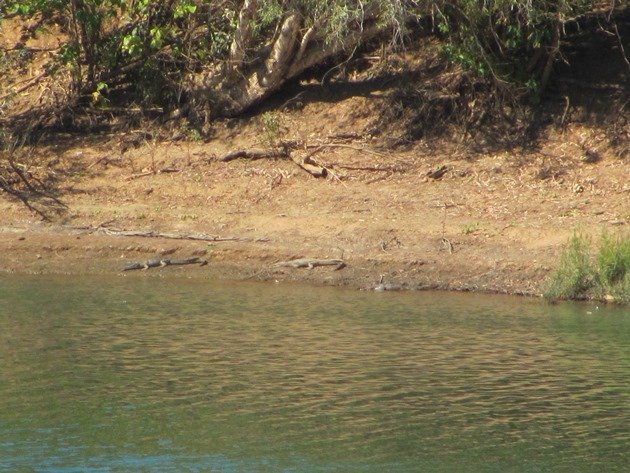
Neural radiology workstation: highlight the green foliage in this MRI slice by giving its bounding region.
[545,232,595,300]
[433,0,592,89]
[260,111,283,147]
[545,231,630,303]
[1,0,227,101]
[461,222,480,235]
[0,1,615,116]
[597,232,630,301]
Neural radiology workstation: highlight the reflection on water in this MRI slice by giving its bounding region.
[0,275,628,472]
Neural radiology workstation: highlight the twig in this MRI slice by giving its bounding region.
[88,155,124,169]
[0,178,49,221]
[611,21,630,73]
[332,163,408,172]
[124,168,181,180]
[560,96,570,127]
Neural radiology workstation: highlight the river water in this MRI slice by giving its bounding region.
[0,275,628,472]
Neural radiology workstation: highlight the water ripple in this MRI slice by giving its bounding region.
[0,276,628,472]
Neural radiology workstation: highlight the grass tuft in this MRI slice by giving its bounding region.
[544,232,595,300]
[545,231,630,303]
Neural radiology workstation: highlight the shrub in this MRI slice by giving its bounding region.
[545,231,630,303]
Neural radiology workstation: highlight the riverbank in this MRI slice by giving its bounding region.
[1,112,628,297]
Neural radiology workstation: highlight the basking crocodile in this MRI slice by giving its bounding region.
[273,258,346,270]
[123,257,206,271]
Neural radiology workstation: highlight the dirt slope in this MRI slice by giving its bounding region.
[1,95,628,295]
[1,18,628,296]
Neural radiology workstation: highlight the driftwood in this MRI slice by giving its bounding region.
[273,258,346,270]
[123,256,206,271]
[98,228,270,243]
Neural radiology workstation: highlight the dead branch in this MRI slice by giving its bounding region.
[88,155,125,169]
[306,142,388,158]
[124,167,181,180]
[331,163,408,173]
[0,70,48,102]
[0,178,49,221]
[291,154,327,178]
[8,160,40,194]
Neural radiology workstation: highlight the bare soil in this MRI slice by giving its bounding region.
[1,20,628,296]
[1,98,628,296]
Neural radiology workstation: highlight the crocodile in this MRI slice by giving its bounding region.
[123,256,206,271]
[272,258,346,270]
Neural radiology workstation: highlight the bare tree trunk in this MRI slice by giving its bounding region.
[229,0,258,71]
[185,10,385,119]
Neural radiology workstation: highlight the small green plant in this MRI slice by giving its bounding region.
[260,111,283,147]
[461,222,480,235]
[180,119,202,141]
[91,81,109,106]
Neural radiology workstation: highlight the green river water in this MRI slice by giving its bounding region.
[0,275,628,472]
